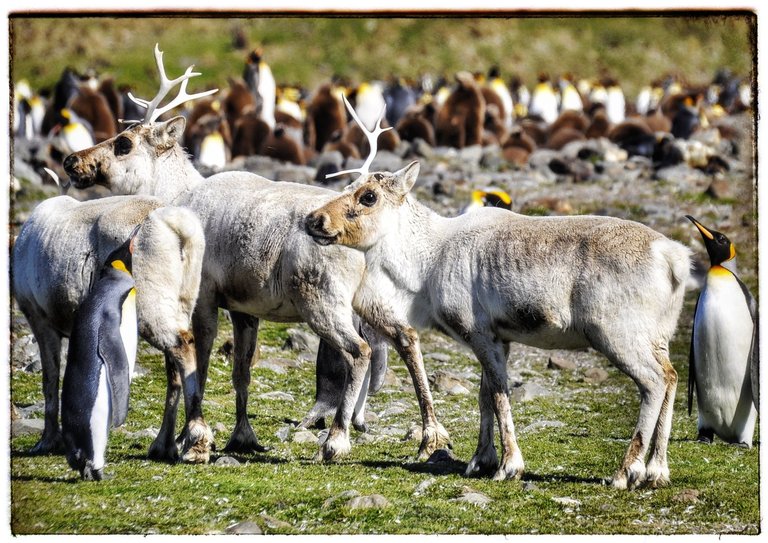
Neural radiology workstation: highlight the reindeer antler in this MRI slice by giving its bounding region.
[326,94,392,180]
[126,44,218,124]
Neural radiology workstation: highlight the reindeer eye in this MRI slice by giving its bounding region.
[114,135,133,156]
[359,190,378,207]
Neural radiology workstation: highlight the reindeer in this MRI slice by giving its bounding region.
[62,46,450,462]
[305,161,692,489]
[12,195,210,462]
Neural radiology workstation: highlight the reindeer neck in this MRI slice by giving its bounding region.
[370,196,450,290]
[151,145,205,204]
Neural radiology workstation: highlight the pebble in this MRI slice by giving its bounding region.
[413,477,436,496]
[346,494,391,510]
[282,328,320,353]
[552,497,582,507]
[510,382,551,402]
[257,391,295,402]
[259,514,291,530]
[548,355,577,371]
[323,490,359,509]
[292,430,318,444]
[11,418,44,437]
[430,370,472,393]
[214,456,241,467]
[225,520,262,535]
[584,367,610,384]
[455,486,493,507]
[673,489,701,503]
[255,357,300,374]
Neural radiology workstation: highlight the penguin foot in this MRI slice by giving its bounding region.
[696,429,714,444]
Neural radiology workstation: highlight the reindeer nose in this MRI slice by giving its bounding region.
[305,213,327,236]
[62,153,79,174]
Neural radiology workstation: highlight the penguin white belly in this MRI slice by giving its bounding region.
[121,289,138,380]
[199,133,227,169]
[90,365,112,472]
[693,271,756,444]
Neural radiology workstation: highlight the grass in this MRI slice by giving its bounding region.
[9,14,755,100]
[10,298,761,534]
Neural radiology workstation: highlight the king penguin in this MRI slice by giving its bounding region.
[61,229,139,480]
[686,215,758,447]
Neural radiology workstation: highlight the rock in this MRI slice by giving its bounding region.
[225,520,263,535]
[123,427,159,440]
[413,477,436,496]
[370,151,404,173]
[323,490,359,509]
[424,352,452,363]
[213,421,228,434]
[214,456,241,467]
[255,357,300,374]
[455,486,492,507]
[14,401,43,418]
[259,514,291,531]
[523,481,539,492]
[382,368,402,388]
[548,355,577,370]
[404,424,422,442]
[672,489,700,503]
[521,420,565,433]
[292,430,318,444]
[706,177,732,200]
[510,382,551,402]
[11,418,45,437]
[346,494,391,510]
[446,383,470,395]
[275,425,292,442]
[430,370,472,394]
[379,402,410,418]
[257,391,295,402]
[584,367,609,384]
[283,328,320,353]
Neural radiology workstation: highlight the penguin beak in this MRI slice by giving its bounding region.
[685,215,714,240]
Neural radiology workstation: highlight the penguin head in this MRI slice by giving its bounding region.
[467,188,513,212]
[102,225,140,277]
[686,215,736,266]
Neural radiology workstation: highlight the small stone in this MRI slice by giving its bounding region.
[424,352,452,363]
[510,382,551,402]
[404,424,423,442]
[257,391,295,402]
[11,418,45,437]
[213,422,228,434]
[214,456,241,467]
[446,383,470,395]
[521,420,565,433]
[225,520,262,535]
[413,477,436,496]
[255,357,300,374]
[548,355,577,371]
[455,486,493,507]
[275,425,291,442]
[584,367,610,384]
[379,402,409,418]
[323,490,359,509]
[382,368,402,388]
[259,514,291,530]
[600,503,616,512]
[124,427,160,440]
[552,497,582,507]
[705,178,732,200]
[672,489,700,503]
[292,430,318,444]
[430,370,472,393]
[523,481,539,492]
[346,494,390,510]
[283,328,320,353]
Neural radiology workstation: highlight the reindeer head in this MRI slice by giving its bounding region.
[305,161,420,250]
[63,117,186,191]
[62,44,216,193]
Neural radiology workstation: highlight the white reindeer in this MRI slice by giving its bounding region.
[12,195,210,462]
[305,161,692,489]
[61,46,449,461]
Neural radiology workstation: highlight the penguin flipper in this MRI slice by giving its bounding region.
[735,276,759,410]
[98,323,131,428]
[688,296,701,417]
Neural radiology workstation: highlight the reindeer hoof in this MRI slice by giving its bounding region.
[612,459,646,490]
[465,448,499,478]
[320,432,351,462]
[417,423,452,461]
[180,421,213,464]
[30,430,64,455]
[223,427,269,454]
[493,458,525,481]
[643,460,670,489]
[148,436,180,463]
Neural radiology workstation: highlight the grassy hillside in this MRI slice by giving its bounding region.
[9,13,755,99]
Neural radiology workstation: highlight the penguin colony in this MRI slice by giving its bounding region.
[61,230,139,481]
[14,51,749,177]
[12,47,757,481]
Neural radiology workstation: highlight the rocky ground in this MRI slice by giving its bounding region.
[10,109,757,436]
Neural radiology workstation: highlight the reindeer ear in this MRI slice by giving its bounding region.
[392,161,420,196]
[150,116,186,150]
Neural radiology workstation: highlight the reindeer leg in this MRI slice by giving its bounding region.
[26,317,64,455]
[224,311,268,453]
[299,338,347,430]
[148,351,182,462]
[470,336,524,481]
[644,348,678,488]
[465,371,499,477]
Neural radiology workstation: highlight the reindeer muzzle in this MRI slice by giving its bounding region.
[63,153,99,188]
[305,213,338,246]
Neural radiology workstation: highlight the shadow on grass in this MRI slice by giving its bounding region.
[11,474,79,484]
